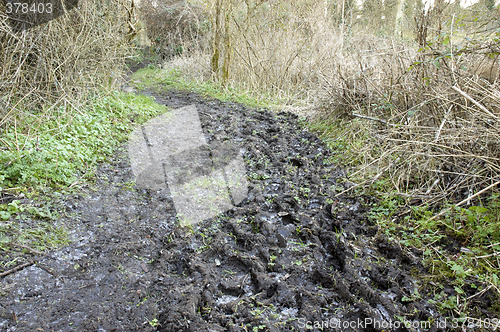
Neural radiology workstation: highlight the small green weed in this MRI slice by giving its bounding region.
[268,254,277,269]
[0,200,24,220]
[145,317,159,328]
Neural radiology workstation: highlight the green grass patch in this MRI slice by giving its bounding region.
[0,90,169,265]
[130,65,286,109]
[0,217,68,252]
[0,198,69,271]
[0,91,168,191]
[306,118,375,167]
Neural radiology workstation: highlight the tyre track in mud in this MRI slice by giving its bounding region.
[1,90,439,331]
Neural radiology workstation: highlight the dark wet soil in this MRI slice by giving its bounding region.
[1,90,446,331]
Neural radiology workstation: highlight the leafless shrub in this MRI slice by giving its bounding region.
[0,0,133,128]
[226,0,341,98]
[320,32,500,205]
[137,0,208,60]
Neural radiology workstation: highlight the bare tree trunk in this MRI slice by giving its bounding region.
[394,0,404,37]
[211,0,222,80]
[222,10,231,85]
[340,0,345,51]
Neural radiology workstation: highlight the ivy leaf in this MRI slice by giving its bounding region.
[0,211,11,220]
[401,295,413,302]
[451,263,466,278]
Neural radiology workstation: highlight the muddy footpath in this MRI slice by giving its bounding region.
[1,89,448,331]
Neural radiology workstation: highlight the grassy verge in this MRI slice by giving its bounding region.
[0,91,169,272]
[129,65,289,109]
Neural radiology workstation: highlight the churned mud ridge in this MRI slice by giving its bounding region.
[1,89,440,331]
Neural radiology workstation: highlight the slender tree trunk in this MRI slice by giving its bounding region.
[211,0,222,80]
[222,11,231,85]
[394,0,404,37]
[340,0,345,51]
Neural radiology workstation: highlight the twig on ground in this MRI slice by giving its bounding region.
[466,285,492,301]
[452,85,498,119]
[427,180,500,222]
[7,242,43,255]
[0,261,35,277]
[475,252,500,259]
[351,113,387,124]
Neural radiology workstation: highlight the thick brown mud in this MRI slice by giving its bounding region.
[1,90,448,331]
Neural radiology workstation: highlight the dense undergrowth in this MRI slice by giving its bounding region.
[0,0,145,274]
[309,117,500,318]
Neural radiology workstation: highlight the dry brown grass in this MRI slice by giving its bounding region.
[222,0,500,205]
[0,0,134,128]
[319,33,500,205]
[215,0,341,99]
